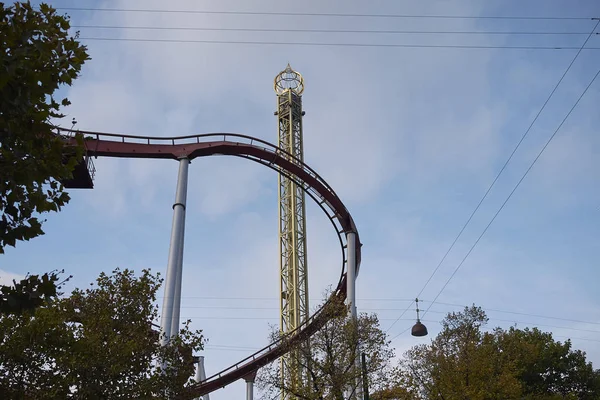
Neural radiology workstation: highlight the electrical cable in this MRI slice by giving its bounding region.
[422,63,600,319]
[176,311,600,335]
[157,296,414,301]
[77,36,600,50]
[422,300,600,326]
[417,310,600,334]
[175,316,422,321]
[167,300,600,326]
[56,7,595,20]
[72,25,593,36]
[387,19,599,334]
[390,326,412,341]
[390,320,600,343]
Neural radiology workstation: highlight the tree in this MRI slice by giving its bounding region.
[257,298,395,400]
[392,306,600,400]
[0,270,68,314]
[495,326,600,400]
[397,306,521,400]
[0,1,89,311]
[0,1,89,251]
[0,268,205,399]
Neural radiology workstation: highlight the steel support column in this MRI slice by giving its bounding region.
[244,371,257,400]
[246,380,254,400]
[170,210,186,337]
[347,231,357,320]
[160,158,190,346]
[194,356,210,400]
[347,231,362,400]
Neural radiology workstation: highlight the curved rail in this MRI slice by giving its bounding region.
[59,128,362,398]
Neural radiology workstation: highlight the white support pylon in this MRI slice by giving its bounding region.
[244,371,258,400]
[346,231,362,400]
[160,157,190,346]
[194,356,210,400]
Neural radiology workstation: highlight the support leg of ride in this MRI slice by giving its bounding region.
[194,356,210,400]
[244,370,258,400]
[346,231,362,400]
[160,157,190,346]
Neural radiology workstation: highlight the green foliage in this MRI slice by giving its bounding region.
[392,306,600,400]
[495,326,600,400]
[0,268,205,399]
[0,1,89,252]
[0,1,89,315]
[258,298,396,400]
[0,270,69,314]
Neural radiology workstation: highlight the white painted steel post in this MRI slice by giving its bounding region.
[243,371,257,400]
[346,231,362,400]
[347,231,357,320]
[194,356,210,400]
[246,380,254,400]
[160,158,190,347]
[170,212,186,337]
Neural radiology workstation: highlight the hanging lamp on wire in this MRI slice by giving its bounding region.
[411,298,428,337]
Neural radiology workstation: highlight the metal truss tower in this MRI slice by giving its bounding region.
[274,64,309,398]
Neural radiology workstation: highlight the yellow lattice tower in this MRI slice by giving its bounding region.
[274,64,308,399]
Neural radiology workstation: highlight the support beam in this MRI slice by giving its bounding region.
[347,231,357,320]
[244,370,258,400]
[160,158,190,346]
[194,356,210,400]
[170,216,186,337]
[346,231,362,400]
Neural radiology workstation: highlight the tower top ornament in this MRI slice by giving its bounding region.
[274,63,304,95]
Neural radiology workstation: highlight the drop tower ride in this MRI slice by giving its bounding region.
[274,64,309,398]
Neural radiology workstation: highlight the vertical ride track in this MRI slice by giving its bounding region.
[61,129,362,398]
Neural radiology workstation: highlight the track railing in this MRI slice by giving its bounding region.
[57,128,361,398]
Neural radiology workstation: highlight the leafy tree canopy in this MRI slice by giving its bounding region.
[0,1,89,252]
[0,268,205,399]
[258,297,396,400]
[1,1,89,313]
[383,306,600,400]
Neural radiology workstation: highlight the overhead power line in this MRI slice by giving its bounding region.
[390,326,413,341]
[73,25,593,36]
[172,305,600,329]
[418,18,598,304]
[57,7,595,20]
[389,320,600,343]
[168,298,600,327]
[384,19,599,334]
[158,303,600,336]
[178,312,600,335]
[157,296,415,301]
[424,301,600,326]
[418,310,600,334]
[77,37,600,50]
[172,316,423,322]
[423,49,600,318]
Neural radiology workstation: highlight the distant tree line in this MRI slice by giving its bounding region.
[374,306,600,400]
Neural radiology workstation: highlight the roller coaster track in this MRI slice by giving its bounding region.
[60,129,361,398]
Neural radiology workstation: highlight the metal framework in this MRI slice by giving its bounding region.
[275,64,309,398]
[61,129,362,398]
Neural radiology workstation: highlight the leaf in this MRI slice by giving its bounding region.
[0,1,88,256]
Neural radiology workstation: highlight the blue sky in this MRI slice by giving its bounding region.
[2,0,600,398]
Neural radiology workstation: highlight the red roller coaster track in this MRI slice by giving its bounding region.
[61,129,361,398]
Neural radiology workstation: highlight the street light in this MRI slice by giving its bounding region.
[411,298,428,337]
